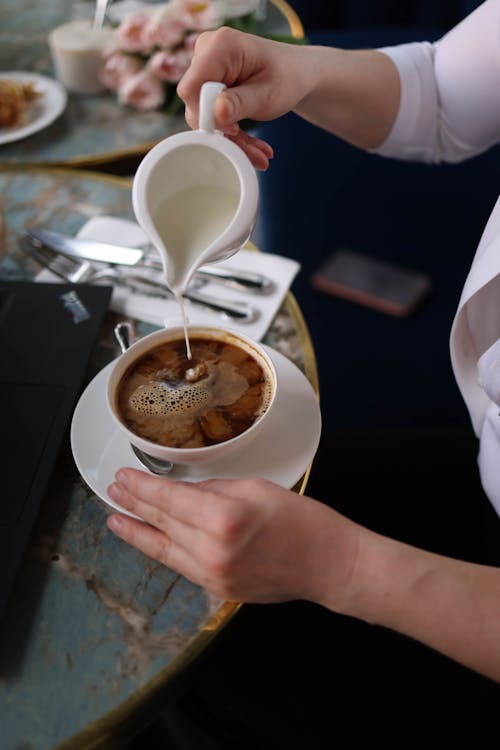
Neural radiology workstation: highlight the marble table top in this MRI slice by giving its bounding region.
[0,166,318,750]
[0,0,303,168]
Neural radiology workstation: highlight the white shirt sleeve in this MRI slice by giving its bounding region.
[373,0,500,163]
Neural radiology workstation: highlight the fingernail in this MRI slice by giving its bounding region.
[108,515,123,532]
[108,482,123,501]
[224,123,239,136]
[220,94,235,122]
[116,469,129,487]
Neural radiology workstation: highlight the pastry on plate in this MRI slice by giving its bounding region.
[0,78,43,127]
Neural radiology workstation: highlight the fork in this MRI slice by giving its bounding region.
[21,238,259,322]
[21,236,95,283]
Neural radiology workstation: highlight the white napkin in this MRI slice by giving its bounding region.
[35,215,300,341]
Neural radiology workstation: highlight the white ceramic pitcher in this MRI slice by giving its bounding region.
[132,81,259,295]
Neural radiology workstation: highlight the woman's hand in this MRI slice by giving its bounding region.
[178,27,401,158]
[106,468,362,609]
[177,27,314,169]
[106,467,500,681]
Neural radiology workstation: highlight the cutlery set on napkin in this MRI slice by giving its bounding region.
[25,216,300,341]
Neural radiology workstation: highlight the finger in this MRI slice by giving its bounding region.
[177,38,235,124]
[111,467,226,529]
[246,133,274,158]
[221,123,240,137]
[227,127,273,157]
[107,481,201,552]
[178,33,274,128]
[184,104,195,129]
[107,513,204,584]
[184,105,237,133]
[181,84,238,131]
[213,79,280,129]
[226,131,273,170]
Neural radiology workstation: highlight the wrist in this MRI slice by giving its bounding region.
[343,529,436,627]
[292,46,400,149]
[293,45,344,112]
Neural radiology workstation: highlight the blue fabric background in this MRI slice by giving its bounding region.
[287,0,483,30]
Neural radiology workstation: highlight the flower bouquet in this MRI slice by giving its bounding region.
[99,0,274,111]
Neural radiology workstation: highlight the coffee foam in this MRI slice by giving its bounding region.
[130,380,211,416]
[260,380,273,415]
[127,360,271,419]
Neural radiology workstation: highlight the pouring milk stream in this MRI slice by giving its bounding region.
[132,82,259,358]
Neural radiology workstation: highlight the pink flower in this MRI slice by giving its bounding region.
[148,48,191,83]
[99,51,143,91]
[116,11,155,53]
[118,69,166,110]
[171,0,222,31]
[146,6,186,49]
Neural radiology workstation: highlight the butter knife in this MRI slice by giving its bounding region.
[21,236,260,323]
[26,228,275,294]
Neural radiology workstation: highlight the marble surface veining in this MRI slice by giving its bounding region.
[0,168,312,750]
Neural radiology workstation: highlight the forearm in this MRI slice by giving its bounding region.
[293,46,401,150]
[107,464,500,682]
[295,0,500,163]
[177,28,402,165]
[341,530,500,682]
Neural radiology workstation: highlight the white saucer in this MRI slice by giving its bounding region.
[70,346,322,516]
[0,72,67,145]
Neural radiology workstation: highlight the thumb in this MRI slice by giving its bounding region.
[214,81,272,128]
[214,90,238,127]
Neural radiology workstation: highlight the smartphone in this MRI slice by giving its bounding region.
[310,249,432,317]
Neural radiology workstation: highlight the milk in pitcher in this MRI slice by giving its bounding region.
[132,82,259,359]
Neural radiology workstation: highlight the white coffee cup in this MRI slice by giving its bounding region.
[48,19,114,94]
[132,82,259,294]
[107,325,276,465]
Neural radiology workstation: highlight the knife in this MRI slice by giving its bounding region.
[21,235,260,323]
[26,228,275,294]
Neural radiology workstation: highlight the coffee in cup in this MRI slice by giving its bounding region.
[107,326,276,465]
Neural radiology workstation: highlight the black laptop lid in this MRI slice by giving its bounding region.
[0,281,111,621]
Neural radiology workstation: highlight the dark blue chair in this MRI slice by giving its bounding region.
[286,1,483,31]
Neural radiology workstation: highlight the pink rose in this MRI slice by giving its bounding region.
[118,69,166,110]
[171,0,222,31]
[99,51,143,91]
[146,6,186,49]
[148,48,191,83]
[116,11,155,53]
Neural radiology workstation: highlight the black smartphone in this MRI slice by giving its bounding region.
[310,249,432,317]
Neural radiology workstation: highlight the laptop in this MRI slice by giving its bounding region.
[0,280,112,622]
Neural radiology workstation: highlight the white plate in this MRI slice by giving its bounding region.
[70,346,322,517]
[0,72,67,145]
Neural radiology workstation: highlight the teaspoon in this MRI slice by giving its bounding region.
[93,0,110,31]
[130,442,173,476]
